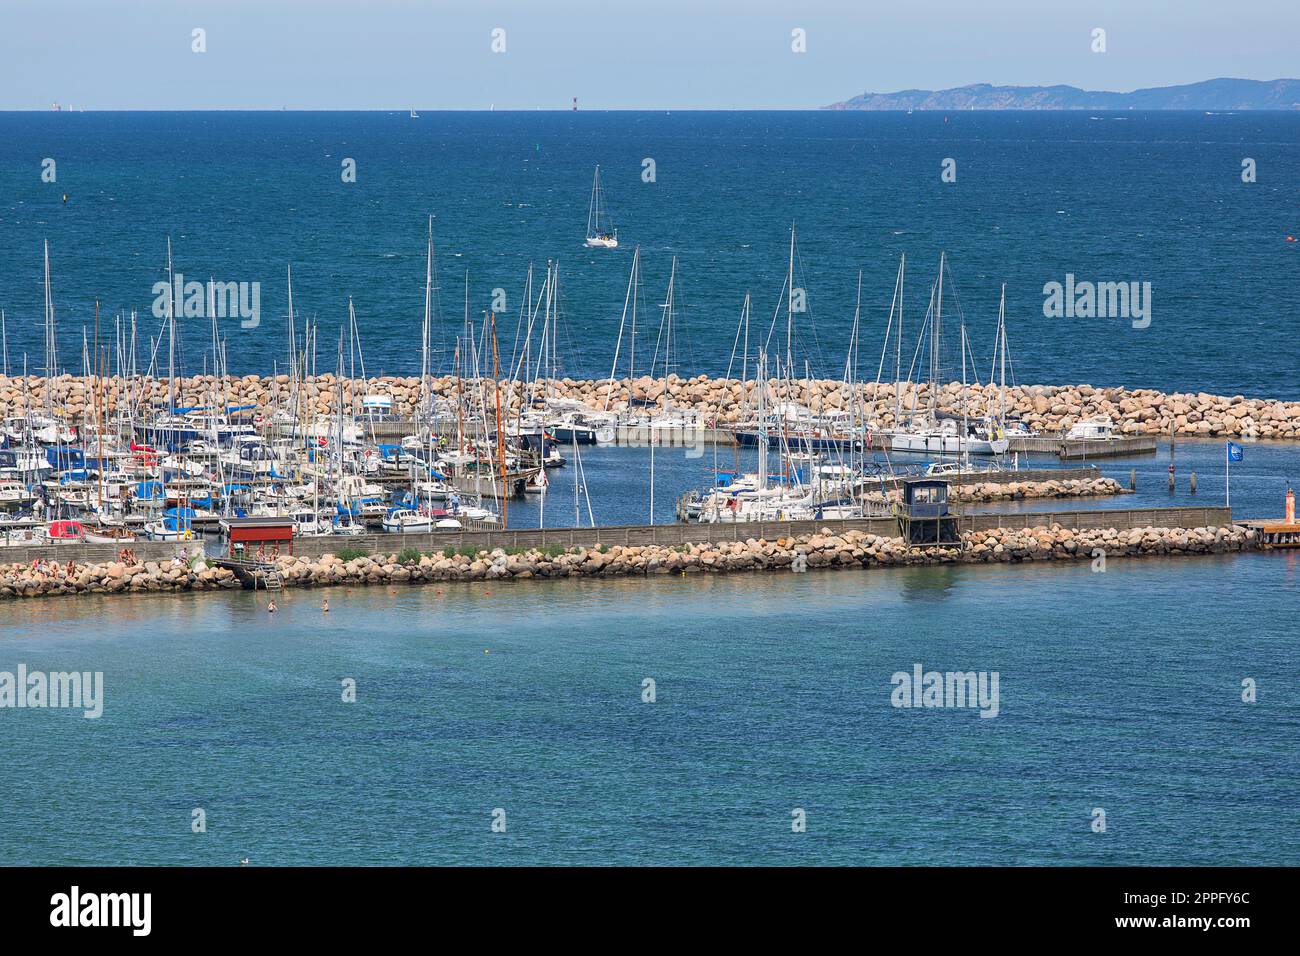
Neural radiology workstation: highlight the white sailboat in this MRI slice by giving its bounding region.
[584,165,618,248]
[889,253,1009,457]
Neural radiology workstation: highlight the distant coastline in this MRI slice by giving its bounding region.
[825,77,1300,111]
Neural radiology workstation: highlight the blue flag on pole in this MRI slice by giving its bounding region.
[1227,441,1244,462]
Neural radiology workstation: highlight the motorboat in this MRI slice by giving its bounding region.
[1066,416,1118,441]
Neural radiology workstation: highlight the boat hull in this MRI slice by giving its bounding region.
[889,433,1009,456]
[732,429,863,452]
[83,529,137,544]
[548,427,597,446]
[382,520,434,534]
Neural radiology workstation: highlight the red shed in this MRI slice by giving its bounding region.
[220,515,295,558]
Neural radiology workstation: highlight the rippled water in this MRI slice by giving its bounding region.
[1,548,1297,865]
[3,109,1298,866]
[1,110,1298,394]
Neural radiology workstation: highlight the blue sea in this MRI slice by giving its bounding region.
[2,551,1297,866]
[0,111,1298,394]
[2,435,1299,867]
[3,111,1300,867]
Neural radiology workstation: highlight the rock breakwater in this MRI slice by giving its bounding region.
[0,524,1255,600]
[4,373,1293,439]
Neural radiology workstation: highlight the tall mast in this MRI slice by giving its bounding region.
[741,292,751,383]
[960,322,969,467]
[43,239,58,411]
[586,165,601,238]
[997,284,1007,424]
[606,245,640,410]
[550,261,561,388]
[166,237,176,413]
[629,248,637,385]
[847,271,862,475]
[420,215,433,421]
[94,299,104,515]
[931,251,944,419]
[785,224,796,372]
[454,339,463,454]
[662,256,676,410]
[757,350,768,492]
[491,312,506,529]
[208,277,226,422]
[285,263,298,438]
[895,254,905,424]
[286,263,296,381]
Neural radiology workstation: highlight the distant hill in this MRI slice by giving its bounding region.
[825,78,1300,111]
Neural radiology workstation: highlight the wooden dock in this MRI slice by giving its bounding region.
[1237,519,1300,548]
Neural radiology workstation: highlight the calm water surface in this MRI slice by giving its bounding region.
[2,553,1296,865]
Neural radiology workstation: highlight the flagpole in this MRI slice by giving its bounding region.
[1225,441,1230,509]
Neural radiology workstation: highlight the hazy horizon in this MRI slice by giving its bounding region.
[2,0,1297,111]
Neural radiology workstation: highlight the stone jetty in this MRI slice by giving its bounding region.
[0,523,1257,600]
[927,476,1125,503]
[4,373,1296,440]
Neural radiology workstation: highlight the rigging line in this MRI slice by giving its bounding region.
[761,268,789,358]
[723,291,750,385]
[904,272,939,420]
[508,263,532,382]
[511,270,548,386]
[789,240,829,379]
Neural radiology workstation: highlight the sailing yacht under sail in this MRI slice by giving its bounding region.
[584,165,618,248]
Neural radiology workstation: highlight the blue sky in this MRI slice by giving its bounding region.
[2,0,1296,110]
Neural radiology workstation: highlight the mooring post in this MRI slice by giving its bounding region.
[1129,468,1136,491]
[1190,472,1198,495]
[1168,463,1176,493]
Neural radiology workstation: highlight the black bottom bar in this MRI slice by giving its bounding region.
[0,866,1274,941]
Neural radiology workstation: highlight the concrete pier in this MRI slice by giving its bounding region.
[0,505,1232,566]
[240,505,1237,560]
[1009,434,1159,459]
